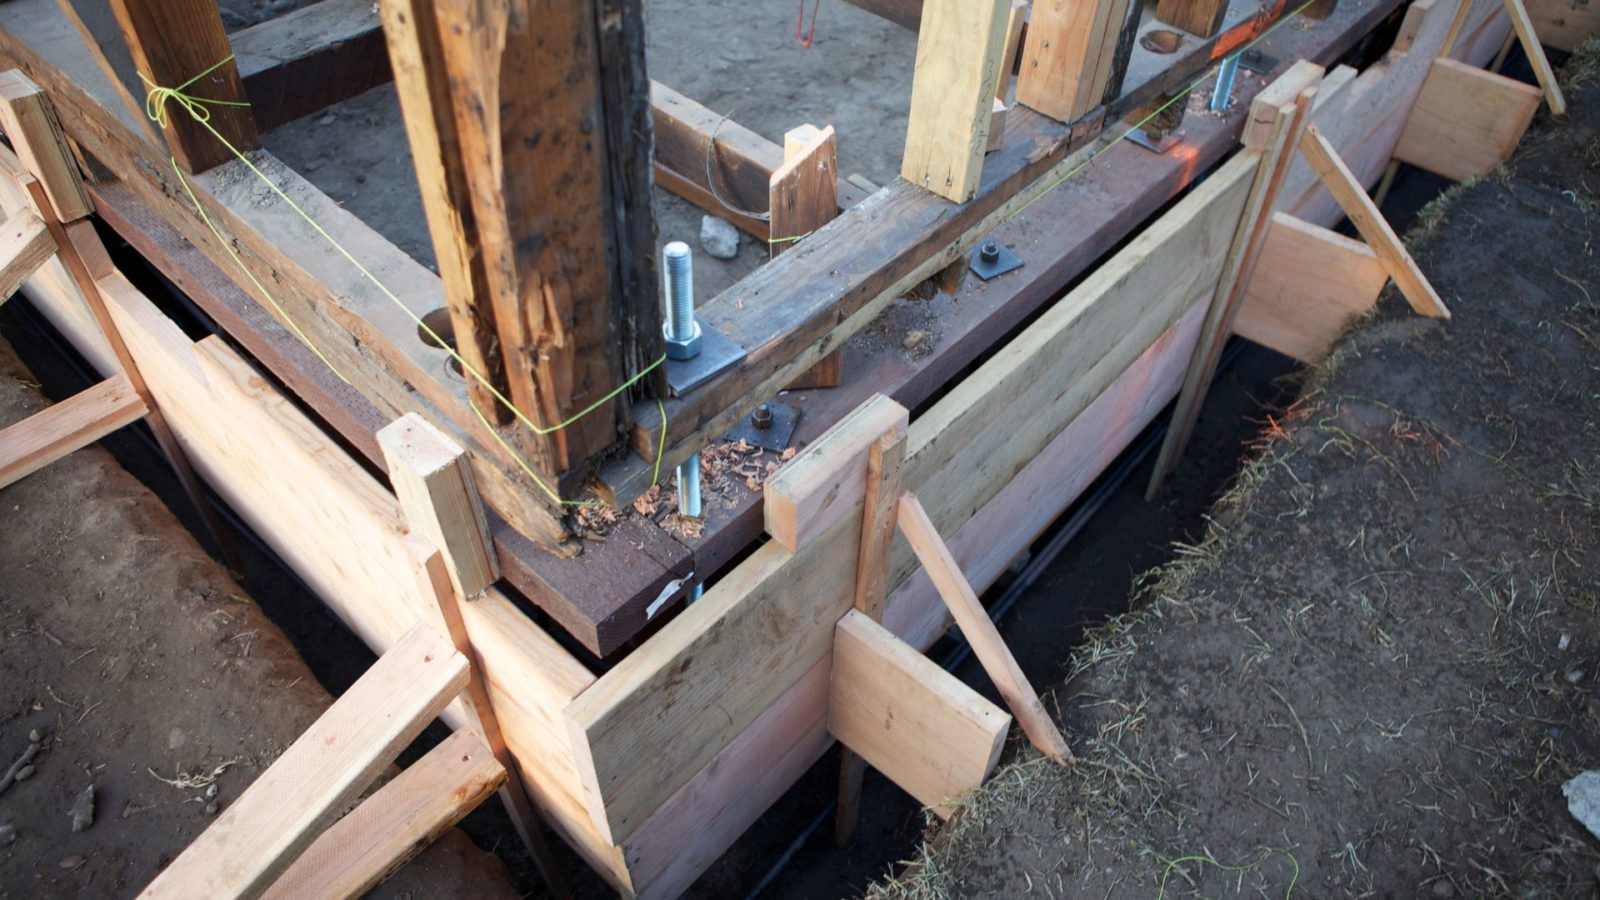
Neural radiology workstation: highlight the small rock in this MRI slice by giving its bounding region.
[14,765,34,782]
[1564,771,1600,840]
[1430,879,1455,898]
[1568,668,1584,685]
[205,783,219,799]
[699,216,739,260]
[203,800,220,817]
[69,784,95,833]
[1560,632,1572,651]
[1536,856,1557,874]
[168,727,187,751]
[319,112,337,127]
[27,729,42,744]
[0,823,14,845]
[58,855,84,870]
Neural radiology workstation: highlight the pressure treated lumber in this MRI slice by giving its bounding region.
[840,0,924,29]
[139,624,468,899]
[0,371,145,488]
[106,0,258,173]
[896,493,1070,761]
[1395,58,1540,180]
[0,208,54,302]
[1234,213,1388,362]
[1157,0,1231,36]
[1017,0,1125,121]
[829,609,1010,815]
[773,124,844,387]
[233,0,390,132]
[763,395,909,552]
[259,729,505,900]
[381,414,499,600]
[1298,124,1449,318]
[901,0,1010,202]
[0,70,89,222]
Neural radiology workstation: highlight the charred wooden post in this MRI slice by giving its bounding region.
[382,0,662,504]
[106,0,259,173]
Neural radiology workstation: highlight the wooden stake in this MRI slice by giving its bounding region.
[106,0,259,173]
[1147,84,1317,498]
[0,71,91,223]
[897,493,1074,763]
[380,413,499,600]
[1501,0,1567,114]
[835,424,907,844]
[1299,125,1450,318]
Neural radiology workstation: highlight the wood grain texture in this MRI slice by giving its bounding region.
[1501,0,1566,113]
[106,0,258,172]
[0,371,144,487]
[1234,213,1387,363]
[830,609,1009,815]
[897,494,1068,760]
[1156,0,1231,37]
[0,208,55,301]
[139,624,468,899]
[1395,58,1540,181]
[259,729,504,900]
[1524,0,1600,50]
[901,0,1009,201]
[0,69,90,221]
[1017,0,1123,121]
[763,394,908,552]
[381,413,499,599]
[233,0,389,131]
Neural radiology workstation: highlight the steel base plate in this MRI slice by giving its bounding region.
[969,239,1025,281]
[722,400,800,451]
[1126,127,1185,154]
[1240,49,1279,75]
[665,314,746,396]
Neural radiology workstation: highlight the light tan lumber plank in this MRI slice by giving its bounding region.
[1299,124,1450,318]
[830,609,1009,815]
[0,372,144,488]
[259,729,504,900]
[1501,0,1567,114]
[1147,80,1316,496]
[567,153,1257,848]
[1244,60,1324,151]
[901,0,1010,202]
[1395,58,1540,181]
[0,208,54,302]
[1234,213,1388,363]
[1017,0,1120,122]
[1523,0,1600,50]
[996,0,1027,100]
[139,624,468,899]
[987,98,1008,153]
[763,394,909,553]
[0,70,90,222]
[896,494,1069,761]
[381,413,499,599]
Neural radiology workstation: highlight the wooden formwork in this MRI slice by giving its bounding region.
[0,0,1567,894]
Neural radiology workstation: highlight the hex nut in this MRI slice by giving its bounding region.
[663,318,703,361]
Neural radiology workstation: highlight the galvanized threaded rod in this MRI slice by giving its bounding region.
[662,241,704,599]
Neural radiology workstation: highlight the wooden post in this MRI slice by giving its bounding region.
[386,0,663,497]
[106,0,259,173]
[773,124,844,389]
[901,0,1011,202]
[1017,0,1128,122]
[1155,0,1231,37]
[1147,81,1318,498]
[835,424,906,844]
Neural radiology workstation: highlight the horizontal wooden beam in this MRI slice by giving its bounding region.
[829,609,1009,816]
[840,0,923,30]
[0,371,145,488]
[260,728,505,900]
[233,0,390,132]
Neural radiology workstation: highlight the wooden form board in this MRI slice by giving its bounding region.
[1235,213,1388,363]
[829,609,1009,816]
[764,395,910,552]
[565,152,1258,848]
[1524,0,1600,50]
[1395,57,1541,181]
[900,0,1010,202]
[260,728,504,900]
[140,625,469,898]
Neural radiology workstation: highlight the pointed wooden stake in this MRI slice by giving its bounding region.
[897,493,1074,763]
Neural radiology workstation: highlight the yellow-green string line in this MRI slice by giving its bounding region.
[143,57,666,506]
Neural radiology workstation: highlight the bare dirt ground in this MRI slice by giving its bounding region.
[0,340,516,898]
[868,47,1600,900]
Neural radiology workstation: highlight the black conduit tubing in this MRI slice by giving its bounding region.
[740,339,1251,900]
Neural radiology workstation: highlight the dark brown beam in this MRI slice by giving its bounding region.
[233,0,391,133]
[841,0,923,30]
